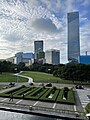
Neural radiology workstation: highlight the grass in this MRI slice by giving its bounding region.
[20,71,67,83]
[20,71,90,85]
[0,73,28,82]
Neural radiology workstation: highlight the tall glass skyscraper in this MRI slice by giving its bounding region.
[67,12,80,61]
[34,40,43,60]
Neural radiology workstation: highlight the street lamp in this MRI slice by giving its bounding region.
[48,69,51,74]
[14,68,18,83]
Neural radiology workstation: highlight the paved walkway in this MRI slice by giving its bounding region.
[76,88,90,109]
[14,71,33,83]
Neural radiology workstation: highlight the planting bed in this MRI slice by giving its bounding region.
[0,85,75,105]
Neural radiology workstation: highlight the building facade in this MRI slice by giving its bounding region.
[78,55,90,64]
[67,12,80,62]
[22,53,34,66]
[7,52,34,66]
[15,52,23,64]
[45,49,60,65]
[34,40,43,60]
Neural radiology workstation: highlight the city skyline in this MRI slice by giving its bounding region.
[0,0,90,63]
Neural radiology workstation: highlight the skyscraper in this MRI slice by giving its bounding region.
[67,12,80,61]
[34,40,43,60]
[45,49,60,65]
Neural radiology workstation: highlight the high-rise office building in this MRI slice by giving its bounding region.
[34,40,43,60]
[45,49,60,65]
[67,12,80,61]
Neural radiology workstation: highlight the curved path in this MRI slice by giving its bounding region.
[14,71,33,83]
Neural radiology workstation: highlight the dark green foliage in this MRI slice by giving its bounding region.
[63,87,69,99]
[56,88,75,105]
[85,103,90,113]
[40,88,60,102]
[26,87,48,100]
[53,63,90,83]
[0,85,26,97]
[5,85,26,94]
[0,86,75,104]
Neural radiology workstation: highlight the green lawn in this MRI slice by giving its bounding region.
[0,73,28,82]
[20,71,63,83]
[20,71,90,85]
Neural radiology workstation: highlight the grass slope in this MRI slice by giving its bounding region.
[20,71,64,83]
[20,71,90,85]
[0,73,28,82]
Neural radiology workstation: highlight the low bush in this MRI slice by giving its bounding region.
[14,87,38,99]
[0,85,26,97]
[85,103,90,113]
[0,86,75,105]
[25,87,48,100]
[56,88,75,105]
[40,88,60,102]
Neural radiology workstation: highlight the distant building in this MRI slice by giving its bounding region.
[15,52,23,64]
[22,53,34,66]
[7,52,34,66]
[6,56,15,64]
[34,40,43,60]
[45,49,60,65]
[78,55,90,64]
[67,12,80,62]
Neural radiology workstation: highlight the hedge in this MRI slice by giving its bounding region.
[5,85,26,94]
[56,88,75,105]
[25,87,48,100]
[85,103,90,113]
[0,85,26,97]
[40,88,60,102]
[13,87,38,99]
[0,86,75,105]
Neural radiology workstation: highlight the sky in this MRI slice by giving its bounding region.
[0,0,90,63]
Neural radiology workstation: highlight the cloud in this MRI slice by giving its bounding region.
[80,19,90,55]
[0,0,89,63]
[81,0,90,7]
[3,32,23,42]
[32,18,61,33]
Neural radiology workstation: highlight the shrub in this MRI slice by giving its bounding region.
[40,88,60,102]
[85,103,90,113]
[25,87,48,100]
[56,88,75,105]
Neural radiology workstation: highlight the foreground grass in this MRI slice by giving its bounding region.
[21,71,90,85]
[0,73,28,82]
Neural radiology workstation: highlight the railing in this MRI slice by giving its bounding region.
[0,102,86,119]
[29,105,85,117]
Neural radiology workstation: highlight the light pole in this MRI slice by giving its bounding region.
[15,68,18,83]
[48,69,51,74]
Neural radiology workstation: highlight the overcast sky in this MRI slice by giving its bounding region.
[0,0,90,63]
